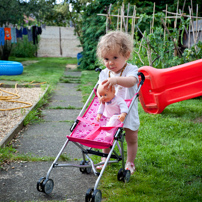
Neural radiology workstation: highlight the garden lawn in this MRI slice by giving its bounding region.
[0,57,78,86]
[80,71,202,202]
[0,63,201,201]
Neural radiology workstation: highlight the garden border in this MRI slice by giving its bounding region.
[0,84,49,148]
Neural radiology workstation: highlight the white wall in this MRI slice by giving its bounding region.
[38,26,82,58]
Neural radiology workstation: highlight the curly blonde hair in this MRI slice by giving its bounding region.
[97,31,133,60]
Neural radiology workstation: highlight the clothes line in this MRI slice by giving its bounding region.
[0,26,43,46]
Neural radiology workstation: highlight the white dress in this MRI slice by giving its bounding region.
[98,63,140,131]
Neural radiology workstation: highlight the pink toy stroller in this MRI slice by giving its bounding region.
[37,71,145,202]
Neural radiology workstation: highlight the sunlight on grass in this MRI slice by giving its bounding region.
[0,57,77,86]
[97,101,202,202]
[80,71,202,202]
[1,61,201,201]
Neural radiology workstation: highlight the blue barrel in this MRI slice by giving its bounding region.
[77,52,83,65]
[0,61,23,75]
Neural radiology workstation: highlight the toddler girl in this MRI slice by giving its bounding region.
[96,31,140,174]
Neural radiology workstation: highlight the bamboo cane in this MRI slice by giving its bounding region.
[126,3,130,33]
[182,0,186,13]
[120,3,124,31]
[174,0,179,29]
[152,2,155,34]
[174,0,179,56]
[164,4,168,43]
[117,9,120,31]
[162,10,202,19]
[196,4,199,42]
[161,18,181,57]
[188,6,197,50]
[132,5,136,40]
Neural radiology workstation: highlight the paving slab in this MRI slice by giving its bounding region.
[13,121,83,158]
[0,161,97,202]
[64,71,82,77]
[48,83,83,108]
[42,109,81,122]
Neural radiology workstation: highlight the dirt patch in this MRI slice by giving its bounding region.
[21,60,39,67]
[0,86,44,145]
[193,116,202,123]
[66,64,77,70]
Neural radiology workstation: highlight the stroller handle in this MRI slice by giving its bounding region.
[137,72,145,85]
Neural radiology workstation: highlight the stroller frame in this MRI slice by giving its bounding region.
[37,72,145,202]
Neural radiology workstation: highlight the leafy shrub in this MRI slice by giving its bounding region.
[78,1,202,70]
[78,0,116,70]
[11,36,38,57]
[182,41,202,63]
[130,12,202,69]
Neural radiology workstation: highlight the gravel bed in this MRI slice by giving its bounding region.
[0,86,44,143]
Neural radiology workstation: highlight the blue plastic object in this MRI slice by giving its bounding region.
[77,52,83,65]
[0,60,23,75]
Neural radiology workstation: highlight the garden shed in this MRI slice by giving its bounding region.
[182,19,202,48]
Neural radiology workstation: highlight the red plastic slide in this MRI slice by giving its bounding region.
[138,59,202,114]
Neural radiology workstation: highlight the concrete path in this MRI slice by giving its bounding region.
[0,70,97,201]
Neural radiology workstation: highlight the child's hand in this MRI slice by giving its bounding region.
[102,78,117,91]
[118,113,127,122]
[96,114,102,122]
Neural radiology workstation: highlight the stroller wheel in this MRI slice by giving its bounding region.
[85,162,92,174]
[37,177,46,192]
[80,161,92,174]
[85,188,93,202]
[42,178,54,194]
[85,188,102,202]
[117,168,124,181]
[117,168,131,183]
[123,169,131,183]
[80,160,86,173]
[92,189,102,202]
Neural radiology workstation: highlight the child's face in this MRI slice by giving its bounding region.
[98,87,115,103]
[102,51,130,73]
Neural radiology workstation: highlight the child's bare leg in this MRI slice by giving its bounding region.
[96,148,111,170]
[124,128,138,163]
[103,148,110,154]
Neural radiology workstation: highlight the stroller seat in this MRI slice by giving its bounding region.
[68,95,132,149]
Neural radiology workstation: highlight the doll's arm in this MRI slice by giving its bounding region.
[96,113,102,122]
[117,97,128,122]
[118,112,127,122]
[97,103,105,122]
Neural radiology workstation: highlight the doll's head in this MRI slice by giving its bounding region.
[97,83,115,103]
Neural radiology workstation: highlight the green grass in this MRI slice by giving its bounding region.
[0,146,70,163]
[59,75,81,83]
[1,57,77,85]
[1,61,201,201]
[79,71,202,202]
[78,70,99,102]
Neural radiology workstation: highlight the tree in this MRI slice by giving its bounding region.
[0,0,57,60]
[68,0,117,70]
